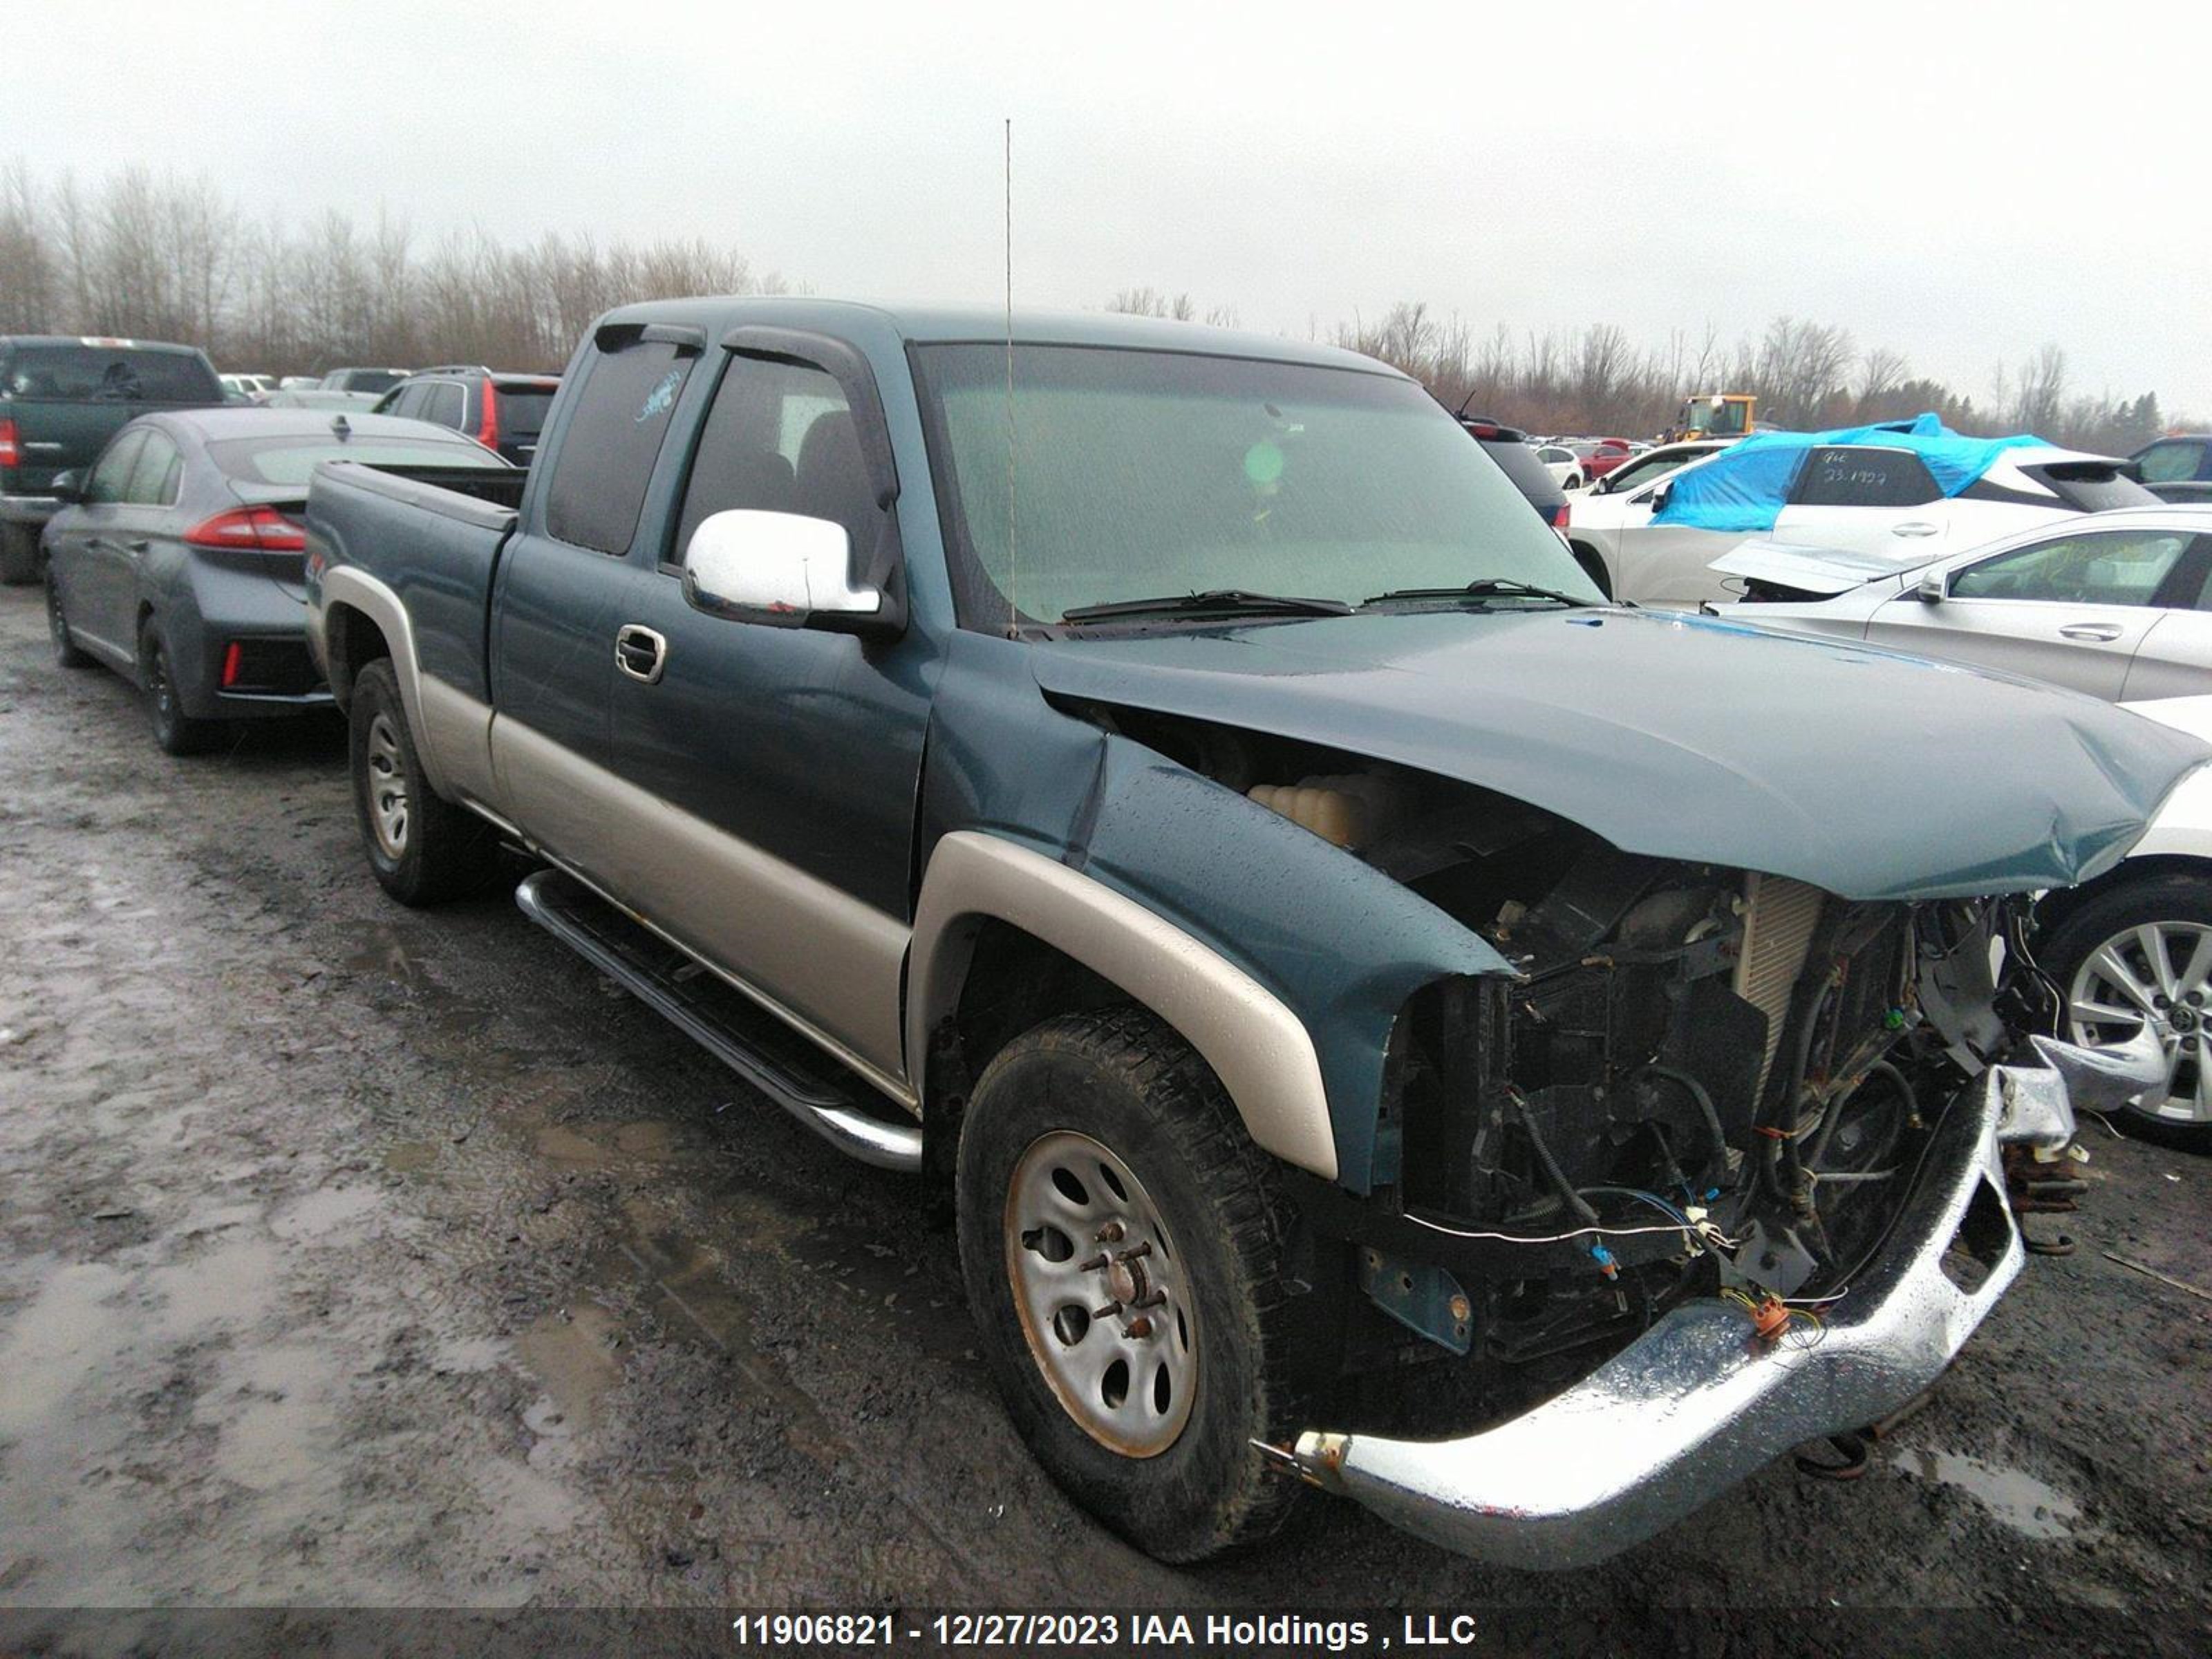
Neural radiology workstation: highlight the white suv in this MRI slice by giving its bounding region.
[1568,437,2153,608]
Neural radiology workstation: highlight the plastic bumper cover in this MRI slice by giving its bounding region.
[1282,1033,2159,1568]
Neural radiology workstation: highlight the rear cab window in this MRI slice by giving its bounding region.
[1788,447,1941,509]
[541,339,696,554]
[1,342,220,403]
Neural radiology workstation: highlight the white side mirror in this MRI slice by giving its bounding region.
[1915,568,1947,604]
[682,509,886,632]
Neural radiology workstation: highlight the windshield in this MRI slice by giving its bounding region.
[915,344,1597,628]
[1691,398,1749,437]
[207,436,509,485]
[1605,447,1705,492]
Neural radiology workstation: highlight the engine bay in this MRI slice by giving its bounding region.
[1096,703,2054,1372]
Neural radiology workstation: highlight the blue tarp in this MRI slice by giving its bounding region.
[1652,413,2054,532]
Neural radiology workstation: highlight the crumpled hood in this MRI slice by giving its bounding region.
[1032,608,2211,901]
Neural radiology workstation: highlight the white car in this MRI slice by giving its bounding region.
[1567,430,2155,609]
[1714,506,2212,702]
[1532,443,1585,491]
[2035,693,2212,1147]
[218,373,277,399]
[1580,438,1730,499]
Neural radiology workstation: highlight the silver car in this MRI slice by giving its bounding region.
[1712,505,2212,701]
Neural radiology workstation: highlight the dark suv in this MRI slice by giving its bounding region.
[371,366,560,466]
[1456,415,1569,534]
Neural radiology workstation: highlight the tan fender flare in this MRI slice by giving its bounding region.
[908,830,1339,1181]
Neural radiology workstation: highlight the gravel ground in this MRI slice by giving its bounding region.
[1,583,2209,1655]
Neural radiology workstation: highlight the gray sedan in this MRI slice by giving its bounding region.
[41,408,511,753]
[1713,505,2212,701]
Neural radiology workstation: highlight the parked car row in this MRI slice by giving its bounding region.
[12,303,2209,1575]
[3,335,561,585]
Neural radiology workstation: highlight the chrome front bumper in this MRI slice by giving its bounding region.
[1284,1033,2159,1569]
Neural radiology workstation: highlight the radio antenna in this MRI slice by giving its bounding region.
[1002,115,1020,637]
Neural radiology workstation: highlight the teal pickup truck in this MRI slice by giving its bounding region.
[304,298,2195,1568]
[1,336,225,583]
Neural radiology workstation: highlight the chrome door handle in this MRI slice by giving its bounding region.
[1891,522,1940,538]
[614,624,667,684]
[125,538,150,554]
[2059,623,2124,642]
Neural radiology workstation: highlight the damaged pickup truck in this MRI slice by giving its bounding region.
[303,300,2202,1568]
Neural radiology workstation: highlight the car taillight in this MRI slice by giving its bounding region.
[476,383,500,453]
[1553,502,1571,529]
[184,505,307,552]
[221,641,243,688]
[0,418,18,469]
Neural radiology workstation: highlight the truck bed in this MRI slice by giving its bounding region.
[307,460,525,703]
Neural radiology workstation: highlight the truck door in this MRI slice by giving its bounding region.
[482,340,682,892]
[597,335,929,1080]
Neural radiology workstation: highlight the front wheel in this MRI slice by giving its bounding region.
[955,1006,1313,1562]
[348,658,499,905]
[2041,873,2212,1150]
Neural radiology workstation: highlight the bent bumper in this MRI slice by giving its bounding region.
[1284,1037,2153,1568]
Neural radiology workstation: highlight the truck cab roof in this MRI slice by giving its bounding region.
[588,297,1403,377]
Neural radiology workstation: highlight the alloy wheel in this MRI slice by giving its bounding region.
[2066,920,2212,1124]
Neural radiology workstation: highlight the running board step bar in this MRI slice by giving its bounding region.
[514,868,923,1172]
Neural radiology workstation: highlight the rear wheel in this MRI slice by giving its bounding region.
[955,1006,1312,1562]
[348,658,498,905]
[47,571,92,668]
[142,630,221,756]
[2043,874,2212,1150]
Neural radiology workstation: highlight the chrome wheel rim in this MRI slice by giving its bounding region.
[2066,920,2212,1124]
[1004,1130,1196,1457]
[364,712,411,859]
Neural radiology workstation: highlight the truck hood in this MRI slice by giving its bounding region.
[1032,607,2209,901]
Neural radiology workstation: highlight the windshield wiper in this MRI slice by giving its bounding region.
[1360,577,1596,610]
[1060,588,1355,626]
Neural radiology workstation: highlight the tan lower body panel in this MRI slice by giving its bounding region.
[488,715,911,1089]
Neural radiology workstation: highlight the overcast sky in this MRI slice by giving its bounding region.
[16,1,2211,414]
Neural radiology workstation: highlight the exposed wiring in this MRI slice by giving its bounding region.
[1399,1213,1725,1247]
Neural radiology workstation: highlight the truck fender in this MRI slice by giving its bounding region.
[317,565,464,799]
[908,830,1340,1180]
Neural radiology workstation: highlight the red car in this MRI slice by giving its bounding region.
[1573,437,1637,481]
